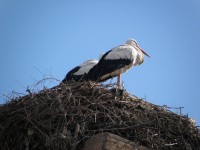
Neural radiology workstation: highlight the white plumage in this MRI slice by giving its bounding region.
[62,59,98,82]
[73,60,98,75]
[105,45,136,60]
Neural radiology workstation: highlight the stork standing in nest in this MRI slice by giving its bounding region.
[88,39,150,88]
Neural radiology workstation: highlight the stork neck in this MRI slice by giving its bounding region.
[133,49,144,66]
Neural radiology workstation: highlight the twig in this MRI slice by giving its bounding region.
[72,123,80,150]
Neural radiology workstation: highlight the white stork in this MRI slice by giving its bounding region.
[62,59,98,83]
[88,39,150,88]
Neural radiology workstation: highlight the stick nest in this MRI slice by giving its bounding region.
[0,82,200,150]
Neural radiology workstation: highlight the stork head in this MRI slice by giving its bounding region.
[126,39,150,58]
[125,39,138,46]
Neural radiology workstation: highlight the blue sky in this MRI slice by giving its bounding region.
[0,0,200,125]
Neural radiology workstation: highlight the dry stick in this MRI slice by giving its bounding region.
[17,113,44,136]
[72,123,80,150]
[1,81,200,149]
[34,77,60,86]
[24,136,29,150]
[85,121,154,132]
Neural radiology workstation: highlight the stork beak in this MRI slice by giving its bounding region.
[141,49,151,58]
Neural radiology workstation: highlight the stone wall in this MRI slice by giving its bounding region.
[82,132,150,150]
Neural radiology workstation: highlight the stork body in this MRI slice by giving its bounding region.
[62,59,98,83]
[89,39,150,88]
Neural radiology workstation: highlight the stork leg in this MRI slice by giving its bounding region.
[117,74,121,88]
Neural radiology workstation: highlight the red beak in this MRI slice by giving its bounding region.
[141,49,151,58]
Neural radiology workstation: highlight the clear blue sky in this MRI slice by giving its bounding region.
[0,0,200,125]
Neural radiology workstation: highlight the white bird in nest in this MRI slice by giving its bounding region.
[88,39,150,88]
[62,59,98,83]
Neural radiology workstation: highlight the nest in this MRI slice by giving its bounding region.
[0,82,200,150]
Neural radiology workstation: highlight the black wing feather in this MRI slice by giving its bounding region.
[62,66,89,82]
[89,50,132,82]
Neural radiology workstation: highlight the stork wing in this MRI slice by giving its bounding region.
[89,48,132,82]
[62,66,88,82]
[62,66,80,82]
